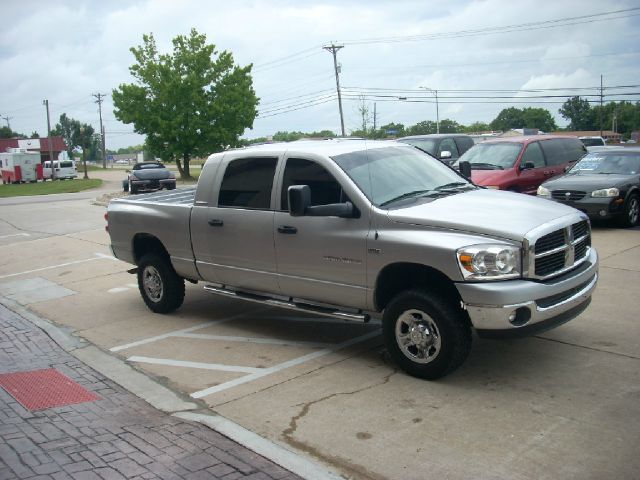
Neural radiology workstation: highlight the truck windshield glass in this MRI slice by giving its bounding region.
[459,143,522,169]
[332,146,474,207]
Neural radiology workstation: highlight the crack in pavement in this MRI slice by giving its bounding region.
[281,370,397,480]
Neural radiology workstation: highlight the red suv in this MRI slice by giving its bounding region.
[456,136,587,194]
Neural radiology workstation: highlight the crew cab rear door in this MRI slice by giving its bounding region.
[190,153,280,293]
[273,155,369,309]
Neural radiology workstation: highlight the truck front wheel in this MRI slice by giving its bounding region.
[137,253,185,313]
[383,290,471,379]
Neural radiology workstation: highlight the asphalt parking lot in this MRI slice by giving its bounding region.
[0,175,639,480]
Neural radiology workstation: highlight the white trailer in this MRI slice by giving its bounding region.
[0,149,42,184]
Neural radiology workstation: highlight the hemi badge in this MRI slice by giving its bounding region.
[368,248,381,255]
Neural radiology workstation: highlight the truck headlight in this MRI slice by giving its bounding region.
[591,188,619,197]
[537,185,550,197]
[457,245,521,280]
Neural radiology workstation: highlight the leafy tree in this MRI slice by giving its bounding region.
[490,107,525,131]
[0,126,28,139]
[559,96,593,130]
[464,121,491,133]
[375,122,405,138]
[30,131,40,138]
[438,119,463,133]
[522,107,557,132]
[52,113,79,158]
[113,29,259,178]
[405,120,437,136]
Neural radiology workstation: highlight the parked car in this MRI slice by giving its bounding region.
[579,136,606,148]
[43,160,78,180]
[398,134,475,165]
[455,135,587,194]
[123,161,176,194]
[537,148,640,227]
[107,139,598,380]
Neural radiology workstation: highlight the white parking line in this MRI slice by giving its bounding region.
[127,356,264,374]
[175,332,334,349]
[0,233,30,239]
[0,253,118,280]
[190,329,381,398]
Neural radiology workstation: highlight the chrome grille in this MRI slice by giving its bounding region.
[533,220,591,279]
[551,190,587,201]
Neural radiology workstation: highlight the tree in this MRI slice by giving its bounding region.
[559,96,592,130]
[405,120,437,136]
[356,95,371,135]
[52,113,79,158]
[464,121,491,133]
[522,107,557,132]
[0,126,27,139]
[113,29,259,179]
[490,107,525,131]
[77,124,95,179]
[438,119,463,133]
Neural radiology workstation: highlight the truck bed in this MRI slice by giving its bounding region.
[116,186,197,206]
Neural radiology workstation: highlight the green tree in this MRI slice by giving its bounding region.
[405,120,437,136]
[559,96,593,130]
[490,107,525,131]
[438,119,463,133]
[113,29,259,179]
[0,126,27,139]
[522,107,557,132]
[52,113,79,158]
[464,121,491,133]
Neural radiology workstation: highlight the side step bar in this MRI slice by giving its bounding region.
[203,284,370,323]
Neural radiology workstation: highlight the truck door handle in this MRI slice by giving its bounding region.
[208,219,224,227]
[277,225,297,234]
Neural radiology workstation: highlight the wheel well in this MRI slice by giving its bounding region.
[374,263,462,312]
[132,234,169,265]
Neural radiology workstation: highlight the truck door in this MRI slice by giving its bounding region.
[516,141,547,194]
[193,155,280,293]
[274,157,368,309]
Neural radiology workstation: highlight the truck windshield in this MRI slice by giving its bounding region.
[399,138,437,156]
[332,146,474,207]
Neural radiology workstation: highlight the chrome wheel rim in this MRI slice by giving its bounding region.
[628,197,639,225]
[142,266,163,302]
[395,309,442,364]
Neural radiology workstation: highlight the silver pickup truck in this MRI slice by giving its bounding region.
[106,139,598,379]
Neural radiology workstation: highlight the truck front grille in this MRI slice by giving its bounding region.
[533,220,591,279]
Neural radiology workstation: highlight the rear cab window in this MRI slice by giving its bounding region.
[218,157,278,209]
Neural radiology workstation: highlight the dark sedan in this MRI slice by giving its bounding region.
[123,161,176,194]
[537,148,640,227]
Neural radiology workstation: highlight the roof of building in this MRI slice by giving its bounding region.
[0,136,67,154]
[551,130,621,137]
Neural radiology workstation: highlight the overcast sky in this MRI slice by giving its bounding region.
[1,0,639,150]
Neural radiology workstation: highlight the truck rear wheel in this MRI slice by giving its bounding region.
[382,289,471,379]
[137,253,185,313]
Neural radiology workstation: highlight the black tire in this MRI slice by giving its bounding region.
[137,253,185,313]
[130,183,138,195]
[618,194,639,228]
[122,180,129,192]
[166,183,176,190]
[382,289,471,380]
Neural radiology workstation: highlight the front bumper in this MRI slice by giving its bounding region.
[456,247,598,337]
[548,196,624,220]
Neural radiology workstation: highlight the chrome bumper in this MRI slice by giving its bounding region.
[457,248,598,336]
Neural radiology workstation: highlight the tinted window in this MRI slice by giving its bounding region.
[59,161,73,168]
[459,143,523,169]
[134,162,165,170]
[438,138,459,159]
[540,139,585,166]
[281,158,343,210]
[218,157,277,209]
[455,137,474,154]
[401,138,437,156]
[520,142,546,168]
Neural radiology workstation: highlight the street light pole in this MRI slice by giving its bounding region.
[421,87,439,134]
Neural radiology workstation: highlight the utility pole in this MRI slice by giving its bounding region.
[599,75,604,138]
[421,87,440,133]
[373,102,377,131]
[43,99,55,180]
[3,116,12,129]
[323,44,345,136]
[93,93,107,168]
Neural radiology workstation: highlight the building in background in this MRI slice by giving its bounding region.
[0,136,67,163]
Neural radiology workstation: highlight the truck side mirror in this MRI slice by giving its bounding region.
[440,150,452,160]
[459,161,472,179]
[288,185,311,216]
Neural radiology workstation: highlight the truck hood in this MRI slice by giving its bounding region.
[386,189,578,241]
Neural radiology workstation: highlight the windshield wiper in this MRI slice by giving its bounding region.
[380,189,434,206]
[470,163,503,170]
[435,182,473,191]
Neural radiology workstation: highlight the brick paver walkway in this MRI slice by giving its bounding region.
[0,304,301,480]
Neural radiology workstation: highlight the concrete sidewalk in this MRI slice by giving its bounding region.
[0,304,301,480]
